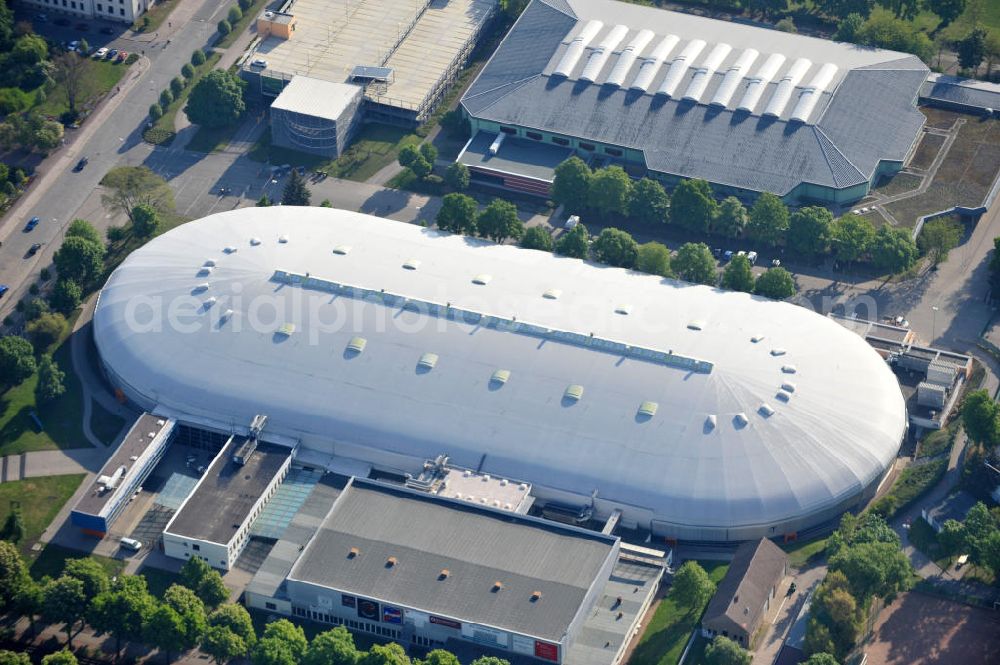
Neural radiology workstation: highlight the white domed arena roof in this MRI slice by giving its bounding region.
[94,208,906,540]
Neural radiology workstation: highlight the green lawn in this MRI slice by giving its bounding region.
[783,536,828,569]
[0,474,84,554]
[186,121,243,153]
[630,561,730,665]
[216,0,273,49]
[35,58,128,119]
[249,124,421,183]
[873,459,949,518]
[0,319,94,456]
[144,52,223,145]
[30,543,125,581]
[133,0,181,33]
[917,423,957,459]
[90,399,126,446]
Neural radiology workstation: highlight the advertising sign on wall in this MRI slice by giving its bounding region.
[511,635,535,655]
[462,623,510,649]
[341,594,356,608]
[430,615,461,630]
[357,599,380,621]
[382,606,403,624]
[534,641,559,662]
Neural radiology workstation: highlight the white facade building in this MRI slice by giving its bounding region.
[22,0,150,25]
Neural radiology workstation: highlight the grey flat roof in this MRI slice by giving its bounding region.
[74,413,172,517]
[459,132,573,182]
[462,0,928,195]
[166,440,291,544]
[921,74,1000,112]
[289,478,617,641]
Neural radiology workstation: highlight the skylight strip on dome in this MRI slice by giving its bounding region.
[271,269,714,374]
[682,43,732,102]
[553,20,604,78]
[710,48,759,107]
[789,63,839,123]
[605,29,655,88]
[763,57,813,118]
[629,34,679,92]
[655,39,706,97]
[736,53,786,113]
[579,24,630,83]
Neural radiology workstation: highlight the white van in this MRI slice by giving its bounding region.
[120,537,142,553]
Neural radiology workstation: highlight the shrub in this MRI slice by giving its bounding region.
[39,268,50,281]
[159,89,174,106]
[217,19,231,36]
[238,0,252,9]
[142,127,175,145]
[227,6,243,23]
[170,77,185,96]
[182,63,195,79]
[125,53,138,65]
[148,103,163,121]
[191,49,206,66]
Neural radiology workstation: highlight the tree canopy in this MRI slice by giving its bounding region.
[961,389,999,444]
[670,561,716,613]
[714,196,747,239]
[0,335,36,386]
[722,254,755,293]
[636,242,673,277]
[871,225,918,274]
[917,217,962,265]
[101,166,175,223]
[520,226,554,251]
[591,228,638,268]
[747,193,790,247]
[185,70,246,128]
[555,223,590,259]
[476,199,523,244]
[673,243,717,285]
[670,179,717,233]
[281,170,311,206]
[832,215,875,264]
[629,178,670,226]
[551,157,591,213]
[588,166,632,217]
[54,236,105,286]
[788,206,833,257]
[131,203,160,238]
[705,635,751,665]
[754,267,796,299]
[436,193,478,236]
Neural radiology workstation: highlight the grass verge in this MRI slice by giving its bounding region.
[783,536,829,569]
[35,59,128,119]
[917,422,957,459]
[249,124,420,182]
[30,543,125,581]
[907,517,953,571]
[215,0,272,49]
[133,0,181,33]
[872,459,948,518]
[630,561,729,665]
[143,51,222,146]
[0,474,84,554]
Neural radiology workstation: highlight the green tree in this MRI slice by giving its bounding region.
[592,228,638,268]
[636,242,673,277]
[832,215,875,265]
[252,620,308,665]
[182,63,195,79]
[754,267,796,299]
[551,157,592,213]
[917,217,962,265]
[714,196,747,239]
[320,199,333,207]
[747,0,789,19]
[926,0,965,27]
[217,19,232,36]
[101,166,175,222]
[185,70,246,129]
[436,193,478,235]
[164,584,208,648]
[445,162,469,191]
[302,626,358,665]
[670,560,716,613]
[804,618,837,658]
[964,502,1000,566]
[477,199,524,243]
[40,651,76,665]
[256,194,271,207]
[145,603,188,663]
[468,659,510,665]
[520,226,554,251]
[834,12,867,41]
[357,643,410,665]
[33,119,63,152]
[722,254,755,292]
[629,178,669,226]
[203,626,247,664]
[34,354,66,404]
[0,541,29,613]
[555,223,590,259]
[160,89,174,107]
[0,653,30,665]
[961,390,999,444]
[0,509,24,544]
[747,193,789,247]
[398,145,420,168]
[227,5,242,23]
[957,26,987,73]
[0,335,36,385]
[50,278,82,314]
[705,636,751,665]
[673,243,717,286]
[788,206,833,257]
[871,225,918,273]
[132,203,160,238]
[938,519,966,556]
[192,49,207,66]
[27,312,67,350]
[66,219,101,245]
[52,51,92,117]
[170,76,185,97]
[54,236,105,285]
[89,575,157,662]
[42,576,88,647]
[588,166,632,218]
[420,650,459,665]
[857,9,934,61]
[208,603,256,648]
[281,170,311,206]
[670,179,717,233]
[419,142,438,164]
[804,654,840,665]
[829,541,913,601]
[409,155,432,179]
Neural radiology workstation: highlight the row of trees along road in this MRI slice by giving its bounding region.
[551,158,921,275]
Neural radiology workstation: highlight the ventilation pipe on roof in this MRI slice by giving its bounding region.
[553,20,605,77]
[629,34,679,92]
[682,43,732,102]
[763,58,813,118]
[579,24,629,82]
[656,39,706,97]
[710,48,759,107]
[605,29,655,87]
[736,53,786,113]
[789,63,839,123]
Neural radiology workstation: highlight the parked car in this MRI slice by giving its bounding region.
[771,258,781,267]
[73,157,89,172]
[747,251,758,265]
[93,47,108,59]
[0,285,8,299]
[24,216,39,231]
[26,243,42,257]
[723,250,734,262]
[120,537,142,553]
[107,49,118,60]
[67,40,80,52]
[116,51,128,62]
[251,58,268,69]
[564,215,580,230]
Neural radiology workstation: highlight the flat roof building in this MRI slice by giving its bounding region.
[93,207,908,542]
[71,414,175,537]
[459,0,929,204]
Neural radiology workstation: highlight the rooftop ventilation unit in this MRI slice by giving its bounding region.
[386,556,397,568]
[204,259,217,267]
[488,132,505,156]
[682,43,732,102]
[553,20,604,77]
[638,401,658,417]
[402,259,421,270]
[348,547,359,558]
[770,348,786,356]
[332,245,351,255]
[472,274,492,285]
[223,246,237,254]
[203,296,217,308]
[781,381,796,392]
[734,412,749,427]
[491,369,511,385]
[579,24,629,83]
[688,320,705,331]
[278,235,289,243]
[277,322,295,336]
[543,288,562,300]
[763,58,813,117]
[250,237,262,246]
[630,34,679,91]
[564,384,584,401]
[198,266,213,276]
[781,364,797,374]
[418,352,439,370]
[776,389,791,402]
[195,283,209,292]
[614,304,632,315]
[790,63,839,123]
[531,590,543,602]
[439,569,450,580]
[346,336,367,354]
[710,48,759,107]
[220,309,234,324]
[759,403,775,417]
[751,334,765,343]
[492,581,503,592]
[736,53,786,112]
[605,29,655,87]
[656,39,706,97]
[705,414,717,431]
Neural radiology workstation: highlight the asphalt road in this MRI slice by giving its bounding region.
[0,0,233,319]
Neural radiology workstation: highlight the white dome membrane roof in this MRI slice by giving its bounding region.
[94,208,906,533]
